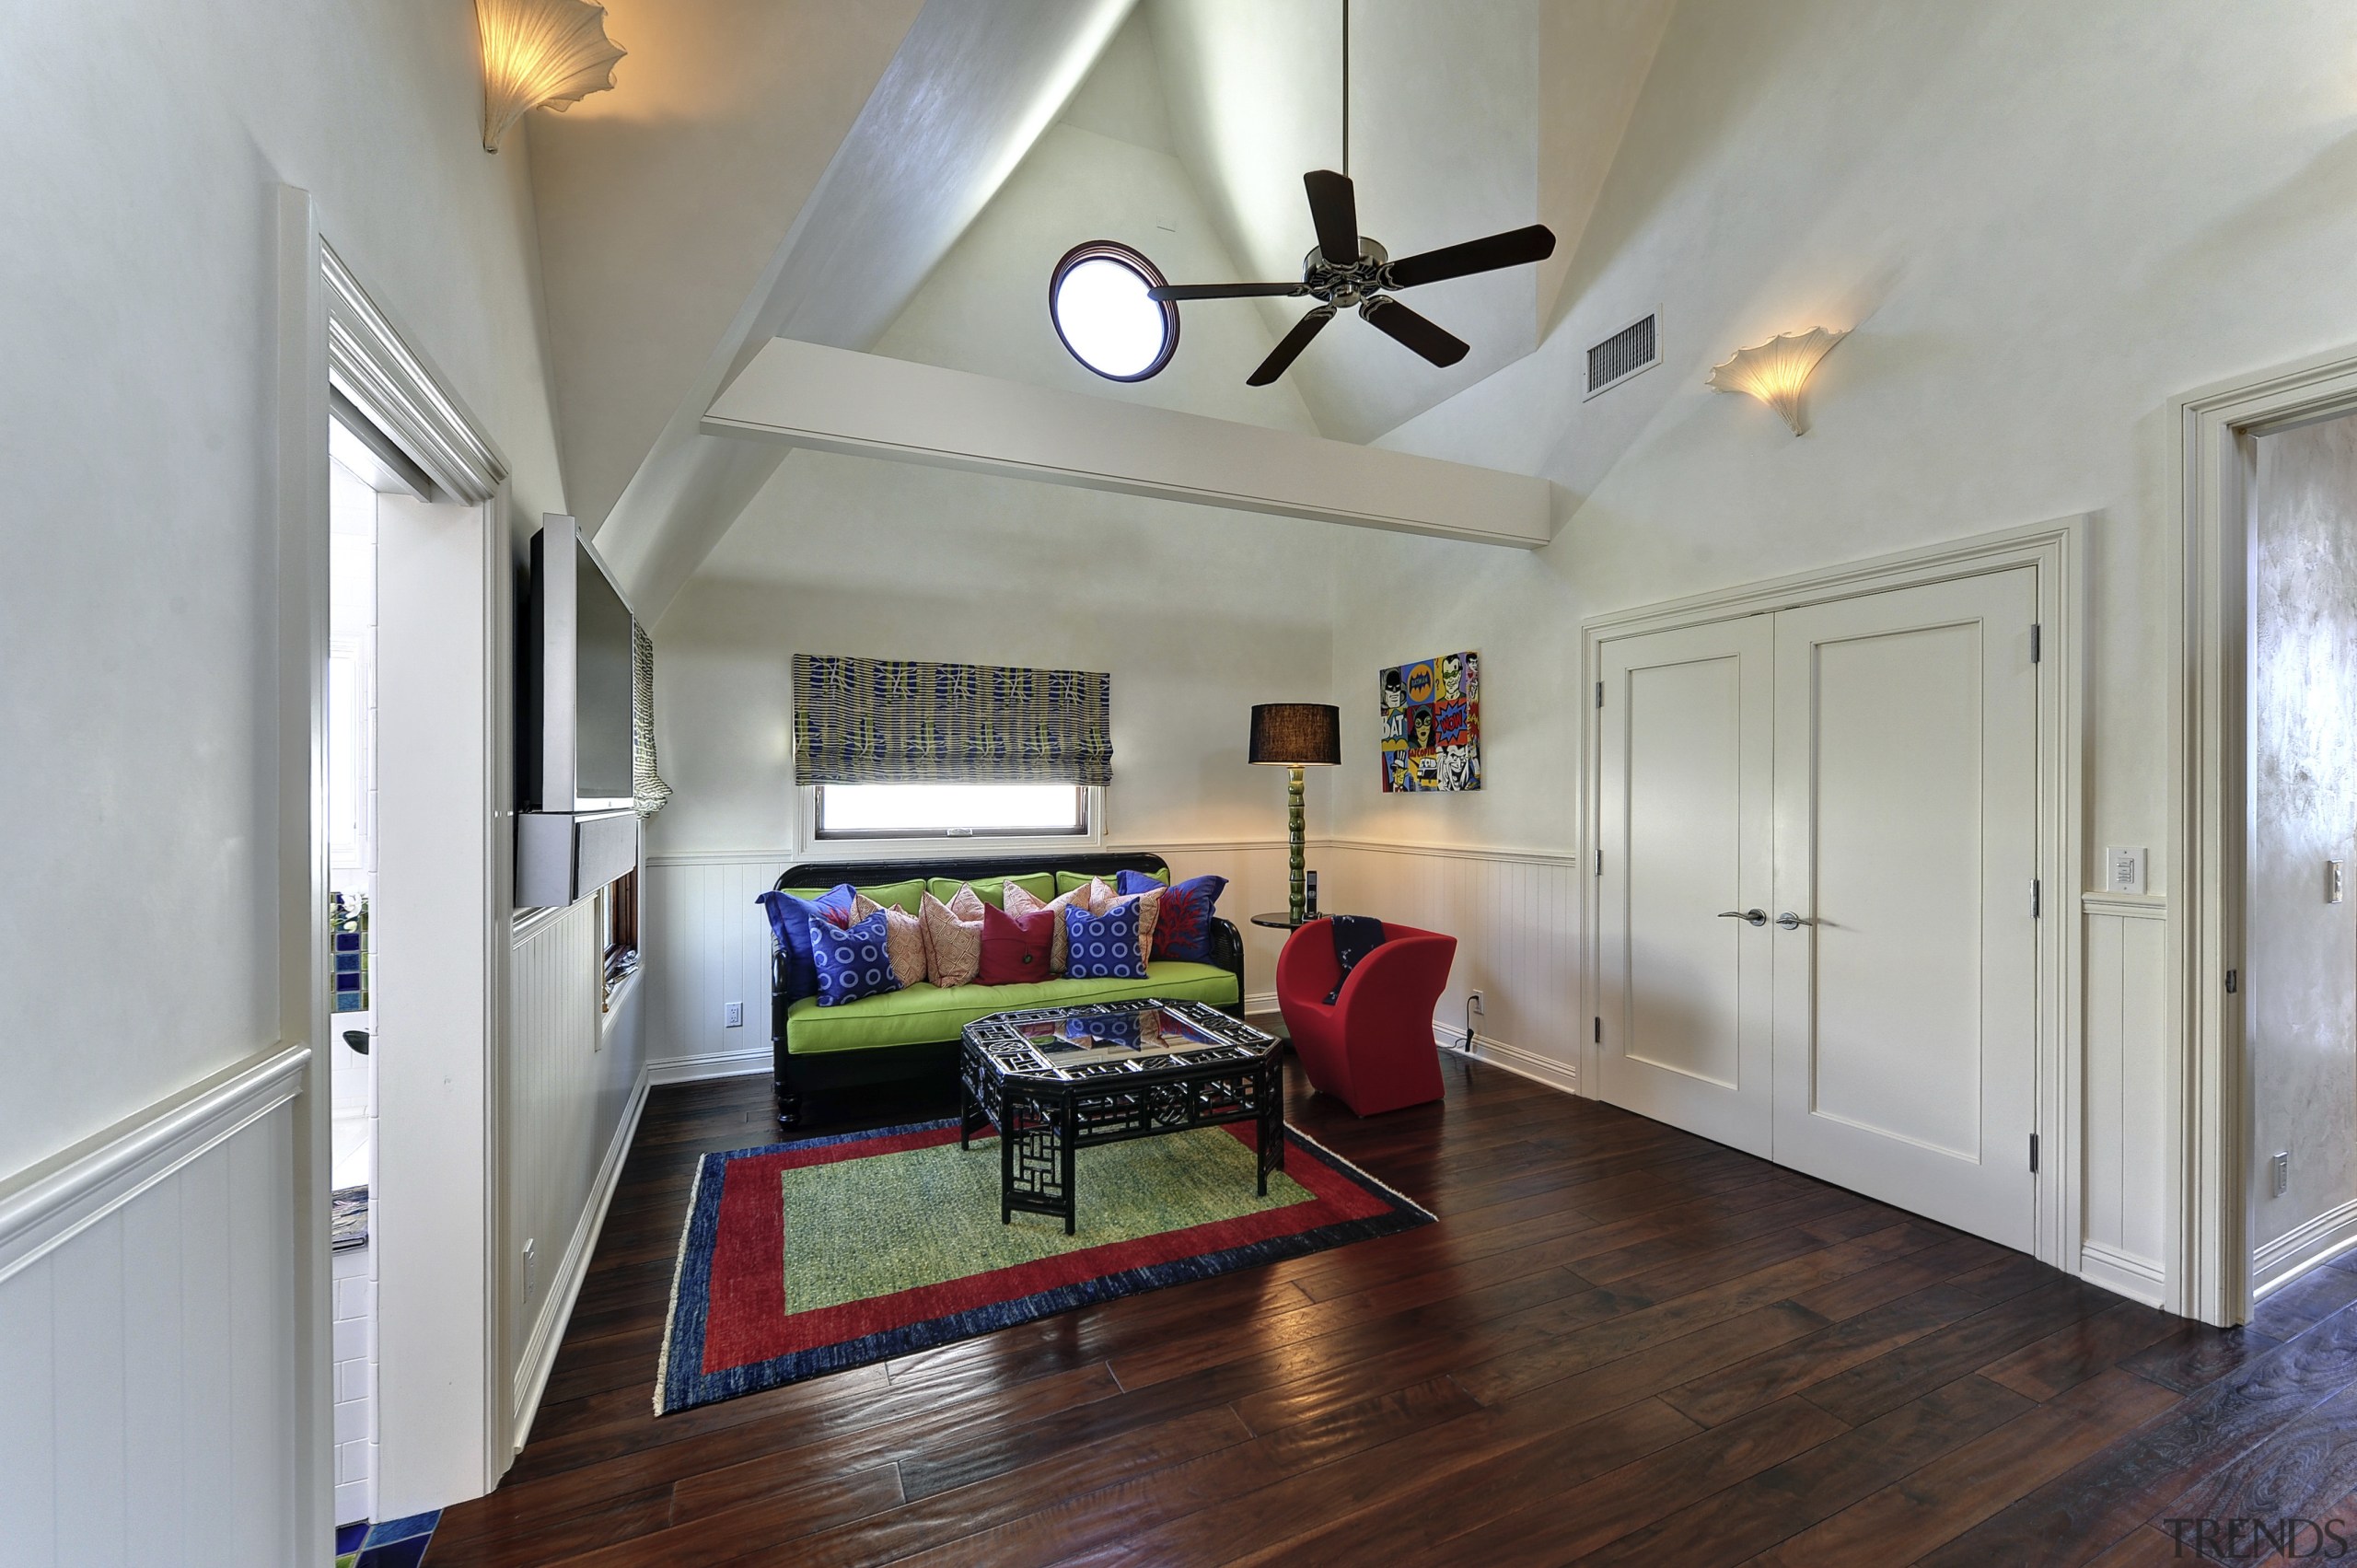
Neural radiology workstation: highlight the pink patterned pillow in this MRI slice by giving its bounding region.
[1005,883,1086,974]
[919,888,985,988]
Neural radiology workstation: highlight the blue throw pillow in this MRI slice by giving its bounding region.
[808,910,901,1007]
[1064,901,1147,981]
[1119,869,1226,962]
[756,884,855,1002]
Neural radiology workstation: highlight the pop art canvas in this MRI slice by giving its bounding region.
[1379,651,1481,793]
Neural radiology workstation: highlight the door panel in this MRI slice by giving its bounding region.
[1597,618,1774,1156]
[1771,568,2039,1249]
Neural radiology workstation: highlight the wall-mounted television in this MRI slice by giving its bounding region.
[520,513,635,813]
[517,514,640,908]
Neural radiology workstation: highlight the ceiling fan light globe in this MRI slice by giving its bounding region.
[1048,242,1179,382]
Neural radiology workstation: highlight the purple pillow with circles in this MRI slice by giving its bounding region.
[1063,900,1147,981]
[807,910,903,1007]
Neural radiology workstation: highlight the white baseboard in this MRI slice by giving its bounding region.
[2253,1197,2357,1299]
[511,1066,650,1454]
[2077,1239,2168,1308]
[1434,1023,1579,1097]
[646,1047,772,1085]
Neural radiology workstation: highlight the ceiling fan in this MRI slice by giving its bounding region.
[1148,173,1556,386]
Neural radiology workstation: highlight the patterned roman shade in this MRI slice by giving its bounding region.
[793,654,1112,786]
[633,621,671,819]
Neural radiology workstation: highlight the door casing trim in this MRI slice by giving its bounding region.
[1578,517,2086,1277]
[2175,345,2357,1326]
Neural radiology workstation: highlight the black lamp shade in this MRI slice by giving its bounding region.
[1249,703,1341,766]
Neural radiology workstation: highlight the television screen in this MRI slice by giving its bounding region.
[574,540,634,805]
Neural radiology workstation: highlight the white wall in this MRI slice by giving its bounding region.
[1271,0,2357,1314]
[1,4,574,1555]
[2248,415,2357,1283]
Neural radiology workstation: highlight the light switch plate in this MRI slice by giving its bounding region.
[2332,861,2347,905]
[2107,846,2146,896]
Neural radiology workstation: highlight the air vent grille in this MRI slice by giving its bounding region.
[1586,314,1658,398]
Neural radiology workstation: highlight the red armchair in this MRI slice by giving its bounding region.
[1275,919,1457,1116]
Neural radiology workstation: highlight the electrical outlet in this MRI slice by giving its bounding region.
[1468,991,1485,1015]
[2273,1152,2291,1198]
[725,1001,745,1028]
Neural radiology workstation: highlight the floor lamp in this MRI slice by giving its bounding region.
[1249,703,1341,924]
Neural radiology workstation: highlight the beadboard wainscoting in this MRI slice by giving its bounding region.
[506,903,646,1452]
[2081,893,2171,1307]
[1321,841,1583,1093]
[641,843,1304,1079]
[0,1046,308,1567]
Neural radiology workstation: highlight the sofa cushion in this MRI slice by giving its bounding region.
[1123,870,1226,963]
[1066,900,1147,981]
[809,910,902,1007]
[928,873,1054,911]
[977,900,1053,984]
[756,884,855,1002]
[783,963,1242,1054]
[919,889,985,988]
[1056,866,1166,896]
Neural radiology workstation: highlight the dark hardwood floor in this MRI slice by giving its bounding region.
[428,1049,2357,1566]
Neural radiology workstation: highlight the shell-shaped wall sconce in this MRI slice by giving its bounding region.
[1707,327,1849,436]
[477,0,626,153]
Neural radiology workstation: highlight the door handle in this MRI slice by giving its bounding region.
[1776,912,1813,929]
[1718,909,1768,927]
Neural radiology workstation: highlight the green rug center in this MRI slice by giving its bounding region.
[781,1127,1315,1312]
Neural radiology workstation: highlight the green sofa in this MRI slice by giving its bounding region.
[769,854,1244,1126]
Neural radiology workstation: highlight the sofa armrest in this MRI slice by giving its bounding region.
[1208,916,1247,1015]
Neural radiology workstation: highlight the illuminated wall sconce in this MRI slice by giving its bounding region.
[1707,327,1848,436]
[477,0,627,153]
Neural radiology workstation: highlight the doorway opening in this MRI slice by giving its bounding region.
[2244,412,2357,1307]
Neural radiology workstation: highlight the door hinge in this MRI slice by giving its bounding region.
[1596,680,1604,708]
[2031,879,2041,918]
[1594,1016,1602,1044]
[2226,969,2239,994]
[2031,623,2042,664]
[2029,1133,2039,1173]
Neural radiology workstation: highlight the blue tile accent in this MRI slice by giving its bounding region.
[335,1521,368,1554]
[362,1509,439,1547]
[353,1536,428,1568]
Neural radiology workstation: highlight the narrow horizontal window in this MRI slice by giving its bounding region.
[815,784,1087,841]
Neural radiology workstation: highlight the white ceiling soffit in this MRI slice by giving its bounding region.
[706,338,1557,547]
[528,0,931,543]
[592,0,1138,619]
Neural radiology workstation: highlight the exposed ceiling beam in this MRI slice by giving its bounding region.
[591,0,1138,619]
[705,338,1557,548]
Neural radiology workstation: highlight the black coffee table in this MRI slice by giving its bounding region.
[959,999,1283,1235]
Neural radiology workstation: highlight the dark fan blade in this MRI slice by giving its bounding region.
[1146,282,1305,301]
[1359,296,1469,367]
[1247,305,1337,386]
[1303,168,1361,266]
[1382,225,1557,290]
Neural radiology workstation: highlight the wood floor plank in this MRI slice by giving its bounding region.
[1741,1367,2181,1567]
[1919,1306,2357,1568]
[430,1060,2305,1567]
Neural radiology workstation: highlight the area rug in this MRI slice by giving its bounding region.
[656,1118,1433,1414]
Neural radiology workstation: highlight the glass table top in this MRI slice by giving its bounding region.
[965,1001,1275,1083]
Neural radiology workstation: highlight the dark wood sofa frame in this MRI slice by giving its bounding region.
[770,852,1246,1127]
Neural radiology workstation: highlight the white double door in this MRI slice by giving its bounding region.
[1595,569,2040,1249]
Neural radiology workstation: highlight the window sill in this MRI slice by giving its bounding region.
[602,966,643,1031]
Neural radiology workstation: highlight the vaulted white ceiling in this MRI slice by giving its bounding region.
[526,0,1672,616]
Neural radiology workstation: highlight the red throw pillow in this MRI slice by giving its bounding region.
[977,900,1053,985]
